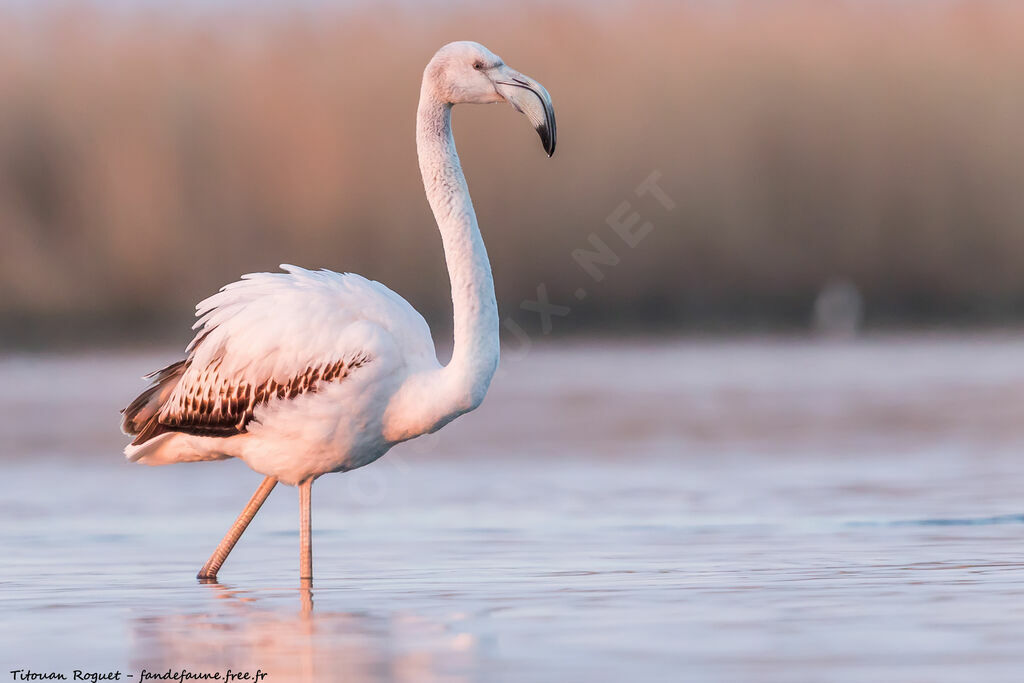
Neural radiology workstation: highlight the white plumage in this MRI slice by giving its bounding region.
[125,265,436,483]
[120,41,556,580]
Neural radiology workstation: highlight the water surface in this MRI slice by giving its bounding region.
[3,336,1024,682]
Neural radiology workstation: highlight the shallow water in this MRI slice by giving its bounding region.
[3,335,1024,682]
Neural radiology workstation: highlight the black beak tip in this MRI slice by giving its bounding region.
[537,123,556,158]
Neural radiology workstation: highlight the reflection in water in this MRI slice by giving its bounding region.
[9,341,1024,681]
[131,581,482,683]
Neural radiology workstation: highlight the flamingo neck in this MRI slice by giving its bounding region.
[416,87,499,421]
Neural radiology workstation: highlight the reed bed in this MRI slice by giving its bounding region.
[1,2,1023,344]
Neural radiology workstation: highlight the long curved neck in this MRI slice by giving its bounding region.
[416,85,499,416]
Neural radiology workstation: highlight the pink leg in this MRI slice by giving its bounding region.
[197,476,278,580]
[299,478,313,580]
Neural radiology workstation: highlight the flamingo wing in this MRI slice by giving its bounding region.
[121,264,435,446]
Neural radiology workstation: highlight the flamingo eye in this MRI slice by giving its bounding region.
[473,61,484,70]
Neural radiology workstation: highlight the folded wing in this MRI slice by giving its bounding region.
[122,264,435,447]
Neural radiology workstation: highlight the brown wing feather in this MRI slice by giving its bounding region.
[122,355,371,446]
[120,360,186,437]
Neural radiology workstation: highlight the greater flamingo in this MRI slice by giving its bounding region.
[120,41,555,581]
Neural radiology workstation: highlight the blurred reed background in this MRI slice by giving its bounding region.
[1,1,1023,347]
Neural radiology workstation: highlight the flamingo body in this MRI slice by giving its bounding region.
[124,266,438,485]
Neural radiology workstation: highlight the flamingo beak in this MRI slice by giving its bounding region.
[494,70,557,157]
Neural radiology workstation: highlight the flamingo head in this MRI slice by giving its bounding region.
[425,41,556,157]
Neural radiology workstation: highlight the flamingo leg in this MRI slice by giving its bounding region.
[197,476,278,580]
[299,478,313,580]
